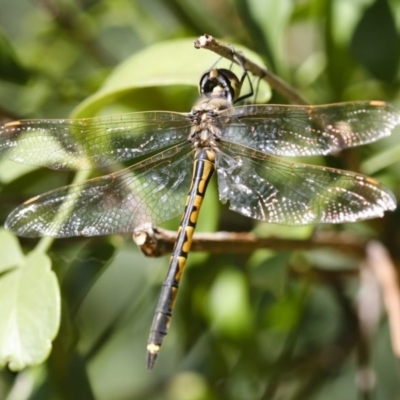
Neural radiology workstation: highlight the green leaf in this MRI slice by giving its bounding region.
[0,158,38,184]
[72,38,270,118]
[264,290,304,332]
[351,0,400,83]
[361,143,400,175]
[0,248,60,371]
[206,268,253,338]
[0,229,24,273]
[247,0,292,69]
[249,250,290,298]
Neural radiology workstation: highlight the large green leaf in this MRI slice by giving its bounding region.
[72,38,270,118]
[0,232,60,371]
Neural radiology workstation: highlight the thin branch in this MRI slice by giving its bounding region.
[194,34,308,105]
[133,227,366,258]
[356,264,380,397]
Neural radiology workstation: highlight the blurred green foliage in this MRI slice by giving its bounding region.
[0,0,399,399]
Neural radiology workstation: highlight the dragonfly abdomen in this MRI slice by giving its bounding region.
[146,148,216,369]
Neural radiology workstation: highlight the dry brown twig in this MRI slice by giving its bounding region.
[364,241,400,358]
[133,226,366,259]
[193,33,308,105]
[354,241,400,393]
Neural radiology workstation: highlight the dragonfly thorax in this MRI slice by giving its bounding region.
[189,96,231,148]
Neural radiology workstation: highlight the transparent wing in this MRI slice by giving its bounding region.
[219,101,400,156]
[216,142,396,225]
[5,143,194,237]
[0,111,191,170]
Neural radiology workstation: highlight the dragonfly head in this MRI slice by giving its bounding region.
[199,68,242,103]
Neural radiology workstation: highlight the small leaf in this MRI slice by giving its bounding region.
[206,268,253,338]
[0,249,61,371]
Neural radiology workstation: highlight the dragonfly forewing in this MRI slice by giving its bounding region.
[216,142,396,225]
[5,143,194,237]
[220,101,400,156]
[0,112,191,170]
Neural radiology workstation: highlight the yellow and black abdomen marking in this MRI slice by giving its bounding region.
[146,148,216,369]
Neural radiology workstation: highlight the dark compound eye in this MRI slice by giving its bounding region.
[199,68,241,102]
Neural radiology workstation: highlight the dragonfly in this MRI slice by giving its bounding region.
[0,65,398,370]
